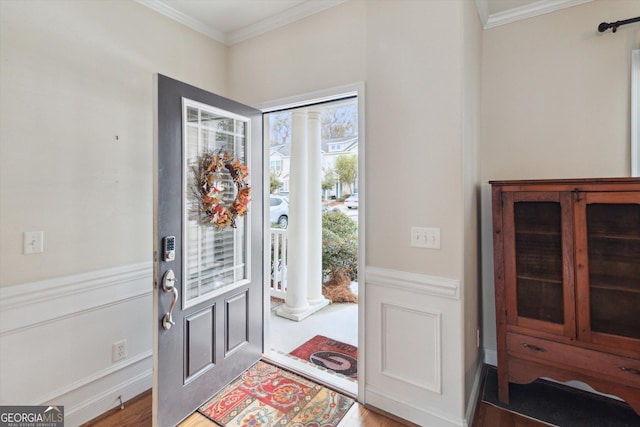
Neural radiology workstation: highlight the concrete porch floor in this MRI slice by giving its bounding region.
[265,283,359,396]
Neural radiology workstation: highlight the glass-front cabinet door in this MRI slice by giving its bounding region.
[502,191,575,337]
[575,192,640,351]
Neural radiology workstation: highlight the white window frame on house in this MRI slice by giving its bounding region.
[270,159,282,172]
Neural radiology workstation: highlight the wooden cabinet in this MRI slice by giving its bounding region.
[491,178,640,415]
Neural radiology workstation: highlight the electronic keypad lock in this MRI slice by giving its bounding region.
[163,236,175,261]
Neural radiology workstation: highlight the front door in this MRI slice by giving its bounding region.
[153,74,263,427]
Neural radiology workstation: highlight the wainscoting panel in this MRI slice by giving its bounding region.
[381,302,441,393]
[365,267,465,427]
[0,263,153,426]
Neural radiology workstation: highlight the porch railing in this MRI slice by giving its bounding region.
[269,228,288,299]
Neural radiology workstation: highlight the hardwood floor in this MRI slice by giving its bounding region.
[82,369,548,427]
[81,390,413,427]
[472,402,549,427]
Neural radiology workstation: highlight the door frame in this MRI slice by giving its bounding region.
[255,82,366,400]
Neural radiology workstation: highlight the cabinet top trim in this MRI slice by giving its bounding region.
[490,177,640,192]
[490,177,640,185]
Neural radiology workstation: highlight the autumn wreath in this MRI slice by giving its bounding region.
[192,151,251,229]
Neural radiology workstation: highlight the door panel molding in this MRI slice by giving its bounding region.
[225,289,250,355]
[185,307,215,379]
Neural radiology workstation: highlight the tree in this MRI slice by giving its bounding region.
[321,168,336,193]
[334,155,357,194]
[269,112,291,145]
[270,170,282,193]
[321,105,357,139]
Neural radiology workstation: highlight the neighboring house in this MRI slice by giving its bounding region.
[0,1,636,426]
[270,136,358,197]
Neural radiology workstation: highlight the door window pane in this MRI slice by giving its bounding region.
[183,99,250,307]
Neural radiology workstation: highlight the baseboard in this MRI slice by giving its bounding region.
[64,354,152,426]
[464,360,484,427]
[365,386,465,427]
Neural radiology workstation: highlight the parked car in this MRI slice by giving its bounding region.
[345,193,358,209]
[269,195,289,228]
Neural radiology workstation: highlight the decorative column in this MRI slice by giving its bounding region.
[276,111,311,321]
[306,110,329,310]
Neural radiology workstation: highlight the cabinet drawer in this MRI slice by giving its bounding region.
[506,333,640,388]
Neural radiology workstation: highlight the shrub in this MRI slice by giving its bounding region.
[322,211,358,282]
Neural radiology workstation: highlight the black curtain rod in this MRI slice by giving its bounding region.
[598,16,640,33]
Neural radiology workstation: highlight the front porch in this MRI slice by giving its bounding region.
[267,227,358,394]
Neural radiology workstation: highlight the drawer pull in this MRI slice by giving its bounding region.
[619,366,640,376]
[522,343,546,352]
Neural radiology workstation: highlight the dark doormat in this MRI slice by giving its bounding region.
[482,366,639,426]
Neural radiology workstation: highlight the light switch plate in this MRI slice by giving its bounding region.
[411,227,440,249]
[24,231,44,254]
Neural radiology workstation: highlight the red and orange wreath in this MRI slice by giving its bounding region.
[192,151,251,229]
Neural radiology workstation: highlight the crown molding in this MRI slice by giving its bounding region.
[228,0,346,45]
[475,0,490,28]
[135,0,227,44]
[482,0,593,29]
[137,0,346,46]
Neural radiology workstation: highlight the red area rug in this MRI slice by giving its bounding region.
[289,335,358,380]
[198,360,354,427]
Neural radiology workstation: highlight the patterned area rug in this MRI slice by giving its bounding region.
[289,335,358,380]
[198,360,354,427]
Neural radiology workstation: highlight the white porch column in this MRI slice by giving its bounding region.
[306,110,329,309]
[276,111,311,320]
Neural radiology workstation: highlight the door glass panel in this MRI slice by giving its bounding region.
[587,203,640,339]
[183,99,249,307]
[514,201,564,323]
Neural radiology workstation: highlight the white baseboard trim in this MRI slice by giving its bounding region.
[365,386,464,427]
[65,358,152,426]
[464,361,484,427]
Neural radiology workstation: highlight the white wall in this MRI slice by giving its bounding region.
[480,0,640,358]
[0,1,228,424]
[0,0,228,287]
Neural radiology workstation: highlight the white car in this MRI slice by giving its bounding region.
[269,196,289,228]
[345,193,358,209]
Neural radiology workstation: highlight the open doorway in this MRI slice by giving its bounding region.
[262,93,362,397]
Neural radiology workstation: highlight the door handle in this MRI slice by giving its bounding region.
[162,270,178,331]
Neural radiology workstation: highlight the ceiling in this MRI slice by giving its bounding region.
[136,0,593,45]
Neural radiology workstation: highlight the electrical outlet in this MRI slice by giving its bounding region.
[411,227,441,249]
[112,339,127,363]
